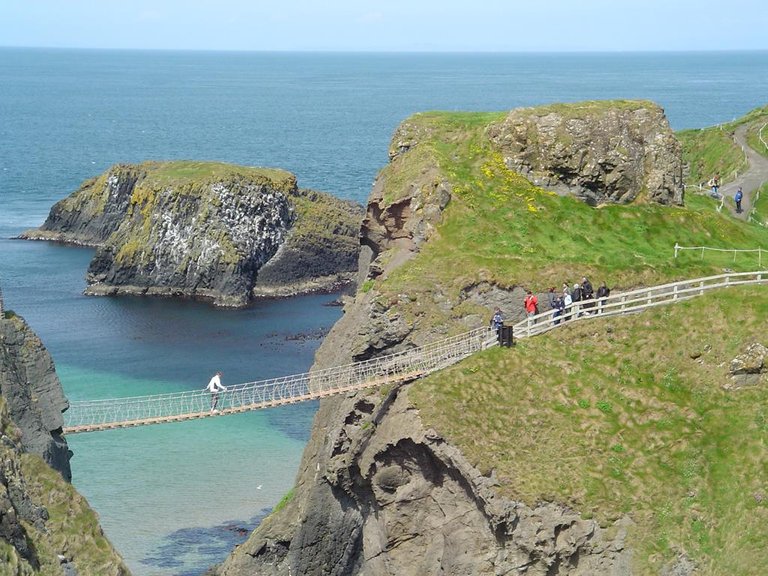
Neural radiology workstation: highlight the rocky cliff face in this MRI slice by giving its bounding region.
[21,162,363,307]
[211,101,692,575]
[0,312,71,481]
[216,385,634,576]
[485,100,684,206]
[0,308,129,575]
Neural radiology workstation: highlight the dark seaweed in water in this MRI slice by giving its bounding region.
[141,510,270,575]
[284,326,329,341]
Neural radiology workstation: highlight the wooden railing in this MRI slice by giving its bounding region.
[512,271,767,338]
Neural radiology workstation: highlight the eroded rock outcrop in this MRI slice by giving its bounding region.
[0,306,129,575]
[0,311,71,480]
[21,162,363,307]
[213,102,680,575]
[216,385,633,576]
[486,100,684,206]
[726,342,768,390]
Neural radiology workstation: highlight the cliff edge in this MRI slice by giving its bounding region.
[214,101,768,575]
[1,303,129,575]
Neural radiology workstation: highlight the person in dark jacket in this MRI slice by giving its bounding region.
[490,307,504,333]
[596,282,610,299]
[596,282,610,314]
[552,295,565,325]
[581,276,594,313]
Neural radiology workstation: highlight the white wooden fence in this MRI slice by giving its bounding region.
[512,270,768,338]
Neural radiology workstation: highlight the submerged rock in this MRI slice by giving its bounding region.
[21,161,363,307]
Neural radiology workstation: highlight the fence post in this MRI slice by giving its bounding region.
[673,285,678,301]
[674,243,679,258]
[701,247,704,260]
[700,281,705,295]
[621,295,626,312]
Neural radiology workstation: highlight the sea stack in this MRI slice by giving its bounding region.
[21,161,364,307]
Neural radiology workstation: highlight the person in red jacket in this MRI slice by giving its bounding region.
[523,290,538,318]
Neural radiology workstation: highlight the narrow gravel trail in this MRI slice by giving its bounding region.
[718,123,768,219]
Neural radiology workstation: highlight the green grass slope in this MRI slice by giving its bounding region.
[369,107,768,332]
[410,288,768,574]
[678,104,768,186]
[364,102,768,573]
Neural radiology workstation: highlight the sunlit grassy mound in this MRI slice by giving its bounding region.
[411,287,768,574]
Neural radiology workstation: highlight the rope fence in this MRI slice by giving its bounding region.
[673,243,765,267]
[749,186,766,227]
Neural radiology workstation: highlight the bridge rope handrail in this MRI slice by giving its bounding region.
[64,270,768,433]
[63,326,496,433]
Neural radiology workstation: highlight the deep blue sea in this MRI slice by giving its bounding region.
[1,48,766,575]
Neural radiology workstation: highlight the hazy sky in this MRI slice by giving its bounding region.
[1,0,766,52]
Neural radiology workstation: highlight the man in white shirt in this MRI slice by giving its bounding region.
[206,371,227,412]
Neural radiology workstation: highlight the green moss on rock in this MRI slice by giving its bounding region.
[22,161,362,307]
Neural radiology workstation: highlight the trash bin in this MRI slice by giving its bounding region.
[499,324,514,347]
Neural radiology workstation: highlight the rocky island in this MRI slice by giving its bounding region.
[213,100,768,575]
[21,161,363,307]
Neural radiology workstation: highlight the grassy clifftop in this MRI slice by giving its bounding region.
[411,287,768,574]
[369,102,768,573]
[367,106,768,334]
[678,104,768,185]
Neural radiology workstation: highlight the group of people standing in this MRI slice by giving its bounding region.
[490,277,611,333]
[709,174,745,214]
[547,277,610,324]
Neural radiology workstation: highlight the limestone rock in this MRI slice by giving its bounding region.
[20,161,363,307]
[726,342,768,390]
[486,100,684,206]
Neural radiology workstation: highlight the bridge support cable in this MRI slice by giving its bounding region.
[64,326,493,433]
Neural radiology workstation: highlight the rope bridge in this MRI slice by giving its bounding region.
[63,270,768,434]
[63,327,496,434]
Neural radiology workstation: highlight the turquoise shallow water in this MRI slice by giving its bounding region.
[1,49,767,574]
